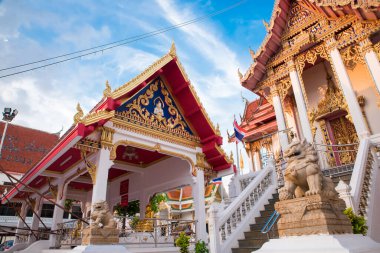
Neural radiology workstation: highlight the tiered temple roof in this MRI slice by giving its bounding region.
[240,0,380,91]
[240,98,278,142]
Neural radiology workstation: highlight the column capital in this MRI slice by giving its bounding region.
[285,57,297,72]
[359,38,374,55]
[270,85,280,97]
[325,35,338,52]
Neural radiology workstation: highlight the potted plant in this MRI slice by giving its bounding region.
[175,232,190,253]
[343,207,368,235]
[195,240,209,253]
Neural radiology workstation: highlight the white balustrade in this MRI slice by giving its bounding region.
[350,133,380,240]
[208,160,278,253]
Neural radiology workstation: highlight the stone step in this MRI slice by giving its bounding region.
[238,238,268,248]
[232,246,262,253]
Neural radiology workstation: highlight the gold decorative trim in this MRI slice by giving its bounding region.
[103,81,112,98]
[340,43,366,70]
[74,138,100,153]
[297,43,329,71]
[73,103,84,124]
[196,152,207,169]
[111,118,199,149]
[81,150,97,184]
[99,126,115,150]
[373,41,380,59]
[82,110,115,126]
[110,140,195,170]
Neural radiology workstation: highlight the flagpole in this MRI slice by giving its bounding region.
[236,141,240,175]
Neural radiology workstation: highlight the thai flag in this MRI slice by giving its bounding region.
[233,119,246,142]
[211,177,222,185]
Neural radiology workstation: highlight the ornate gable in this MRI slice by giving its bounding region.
[113,77,199,146]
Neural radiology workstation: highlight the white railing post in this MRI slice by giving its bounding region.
[213,161,277,252]
[350,138,370,213]
[208,205,221,253]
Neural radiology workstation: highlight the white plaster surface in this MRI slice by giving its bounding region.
[256,234,380,253]
[70,245,131,253]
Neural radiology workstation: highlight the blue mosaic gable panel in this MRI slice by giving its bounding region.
[116,77,193,135]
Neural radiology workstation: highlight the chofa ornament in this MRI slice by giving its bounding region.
[279,139,337,200]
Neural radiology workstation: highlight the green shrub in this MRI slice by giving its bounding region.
[343,207,368,235]
[175,232,190,253]
[195,240,209,253]
[130,215,140,230]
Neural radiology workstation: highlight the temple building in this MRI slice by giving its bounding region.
[1,44,233,249]
[238,0,380,244]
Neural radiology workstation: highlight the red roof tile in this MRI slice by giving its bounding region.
[0,123,59,174]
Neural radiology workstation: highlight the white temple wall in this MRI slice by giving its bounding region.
[346,63,380,134]
[107,157,192,209]
[302,62,332,109]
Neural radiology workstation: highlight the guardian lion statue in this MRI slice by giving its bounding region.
[90,201,117,229]
[279,139,337,200]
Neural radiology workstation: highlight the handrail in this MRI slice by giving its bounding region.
[260,210,280,234]
[218,165,274,227]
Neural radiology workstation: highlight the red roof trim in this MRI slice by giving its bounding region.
[2,124,85,203]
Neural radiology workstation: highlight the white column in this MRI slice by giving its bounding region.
[208,205,221,253]
[288,60,313,142]
[271,86,289,150]
[91,148,114,205]
[360,38,380,94]
[253,151,262,171]
[28,196,43,243]
[192,168,207,242]
[49,178,68,248]
[326,38,370,139]
[15,201,28,244]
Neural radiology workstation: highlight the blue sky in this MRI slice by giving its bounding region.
[0,0,275,171]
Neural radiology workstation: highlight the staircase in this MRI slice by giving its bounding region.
[232,193,279,253]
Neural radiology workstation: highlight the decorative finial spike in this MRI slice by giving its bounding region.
[216,123,221,136]
[237,68,243,80]
[229,151,234,163]
[169,41,176,57]
[73,103,84,124]
[103,80,112,98]
[249,47,256,62]
[263,20,270,32]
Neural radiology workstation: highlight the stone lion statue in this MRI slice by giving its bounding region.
[279,139,337,200]
[90,201,117,229]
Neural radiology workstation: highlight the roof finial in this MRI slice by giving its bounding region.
[249,47,256,62]
[216,123,221,136]
[229,151,234,163]
[103,80,112,98]
[237,68,243,80]
[169,41,177,57]
[241,91,249,104]
[73,103,84,124]
[263,20,270,32]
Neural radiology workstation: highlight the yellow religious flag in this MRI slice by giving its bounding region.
[239,149,244,170]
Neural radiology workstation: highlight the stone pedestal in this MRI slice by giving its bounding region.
[275,193,352,237]
[81,227,119,245]
[256,234,380,253]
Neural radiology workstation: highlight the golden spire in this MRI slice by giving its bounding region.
[169,41,177,57]
[249,48,256,62]
[216,123,221,136]
[229,151,234,163]
[103,80,112,98]
[73,103,84,124]
[237,68,243,80]
[263,20,270,32]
